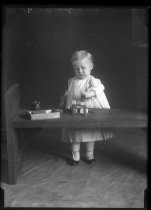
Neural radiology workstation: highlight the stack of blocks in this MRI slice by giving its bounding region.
[71,100,88,115]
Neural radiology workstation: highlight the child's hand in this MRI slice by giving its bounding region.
[83,91,96,98]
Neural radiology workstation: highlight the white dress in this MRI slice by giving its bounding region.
[61,75,113,142]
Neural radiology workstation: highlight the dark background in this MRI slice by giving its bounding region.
[2,7,148,131]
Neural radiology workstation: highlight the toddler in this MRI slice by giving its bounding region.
[60,50,113,166]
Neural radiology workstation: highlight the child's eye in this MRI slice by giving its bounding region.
[73,67,85,71]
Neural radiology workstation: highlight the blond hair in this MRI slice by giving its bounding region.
[71,50,93,64]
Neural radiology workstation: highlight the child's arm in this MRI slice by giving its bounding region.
[82,78,110,109]
[83,90,96,98]
[59,78,72,108]
[59,93,67,108]
[83,78,105,99]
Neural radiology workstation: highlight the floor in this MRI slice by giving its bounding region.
[1,128,147,207]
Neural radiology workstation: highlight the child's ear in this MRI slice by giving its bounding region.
[90,63,93,70]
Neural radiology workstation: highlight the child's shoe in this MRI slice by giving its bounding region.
[86,158,96,165]
[69,160,80,166]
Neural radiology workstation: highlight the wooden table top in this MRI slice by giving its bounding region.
[11,108,147,128]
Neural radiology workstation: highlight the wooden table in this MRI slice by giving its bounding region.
[5,84,148,184]
[12,108,147,128]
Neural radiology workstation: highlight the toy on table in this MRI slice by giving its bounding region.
[71,94,88,115]
[32,100,41,110]
[26,100,61,120]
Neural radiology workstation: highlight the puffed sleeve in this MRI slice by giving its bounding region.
[88,77,105,96]
[87,77,110,109]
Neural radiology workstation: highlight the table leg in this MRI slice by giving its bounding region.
[6,127,19,184]
[6,127,43,184]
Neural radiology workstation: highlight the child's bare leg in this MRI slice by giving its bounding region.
[71,142,80,161]
[85,141,96,164]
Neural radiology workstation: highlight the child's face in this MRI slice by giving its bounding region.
[72,57,93,80]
